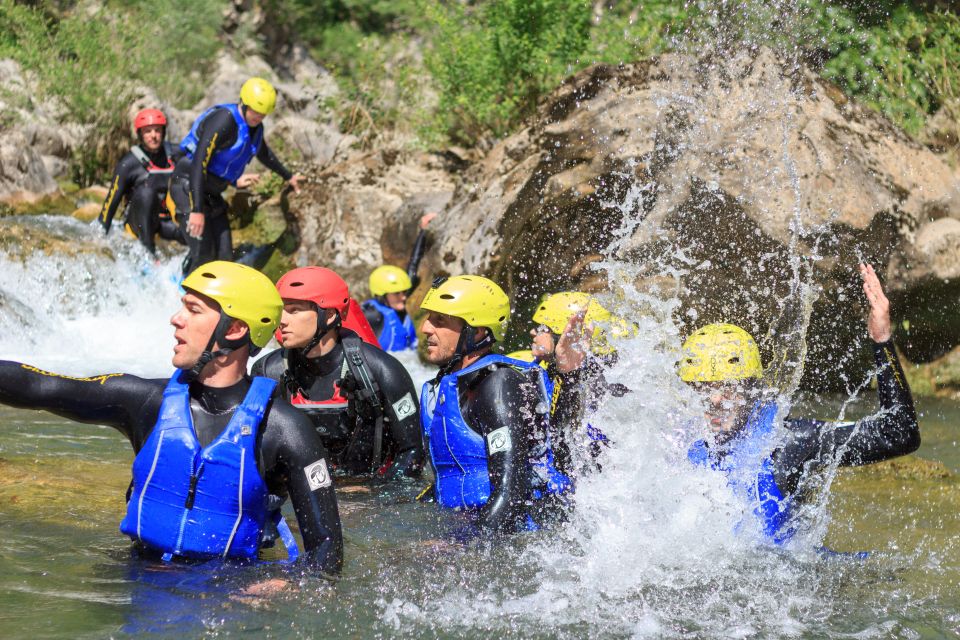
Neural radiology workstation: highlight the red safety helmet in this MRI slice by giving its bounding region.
[133,108,167,131]
[276,267,351,317]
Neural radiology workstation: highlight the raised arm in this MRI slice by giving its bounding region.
[775,264,919,488]
[0,361,163,447]
[405,212,436,290]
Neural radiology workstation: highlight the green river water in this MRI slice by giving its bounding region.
[0,392,957,638]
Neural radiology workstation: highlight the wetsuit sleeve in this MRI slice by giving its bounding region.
[0,361,164,449]
[255,140,293,181]
[98,154,138,232]
[406,230,428,291]
[260,400,343,573]
[365,346,423,480]
[189,108,238,209]
[775,340,920,491]
[465,368,536,532]
[362,302,385,338]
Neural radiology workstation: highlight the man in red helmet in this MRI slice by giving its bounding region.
[98,108,185,256]
[252,266,424,480]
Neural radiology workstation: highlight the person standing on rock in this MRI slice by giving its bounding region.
[678,264,919,546]
[418,275,572,532]
[0,261,342,572]
[363,212,436,351]
[98,108,185,255]
[170,78,304,275]
[253,266,423,481]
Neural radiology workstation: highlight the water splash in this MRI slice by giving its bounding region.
[0,215,183,378]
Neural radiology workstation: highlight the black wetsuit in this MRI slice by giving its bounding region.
[169,106,292,275]
[98,142,184,255]
[765,340,919,497]
[423,360,552,533]
[252,333,423,479]
[0,361,342,573]
[363,228,428,335]
[546,357,626,475]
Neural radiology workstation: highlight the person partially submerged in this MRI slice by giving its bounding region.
[678,264,920,545]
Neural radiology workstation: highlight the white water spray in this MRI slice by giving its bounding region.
[0,215,183,378]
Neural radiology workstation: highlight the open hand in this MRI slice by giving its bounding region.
[236,173,261,189]
[187,212,205,239]
[420,211,438,229]
[860,263,892,343]
[555,310,591,373]
[288,173,305,194]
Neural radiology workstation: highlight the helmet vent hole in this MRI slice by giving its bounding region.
[498,315,505,321]
[201,272,216,279]
[439,294,455,300]
[261,317,271,324]
[290,281,304,287]
[729,357,741,364]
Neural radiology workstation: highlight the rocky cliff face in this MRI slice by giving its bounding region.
[295,49,959,390]
[3,23,959,390]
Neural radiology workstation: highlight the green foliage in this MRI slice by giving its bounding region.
[816,5,960,134]
[0,0,222,184]
[425,0,591,144]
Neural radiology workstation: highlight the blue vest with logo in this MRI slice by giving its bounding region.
[420,354,571,510]
[120,372,277,561]
[180,103,262,184]
[687,402,794,545]
[365,299,417,351]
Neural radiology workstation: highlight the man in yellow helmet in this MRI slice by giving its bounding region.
[679,264,919,546]
[0,262,341,571]
[522,292,632,475]
[419,275,571,532]
[171,78,305,275]
[362,212,436,351]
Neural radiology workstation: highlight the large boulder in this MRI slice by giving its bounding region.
[408,49,960,389]
[286,150,455,295]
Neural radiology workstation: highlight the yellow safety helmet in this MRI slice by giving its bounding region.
[182,261,282,348]
[239,77,277,116]
[420,275,510,343]
[369,265,413,296]
[533,291,631,356]
[678,323,763,383]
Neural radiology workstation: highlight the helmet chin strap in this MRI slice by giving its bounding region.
[301,306,342,357]
[436,325,494,380]
[185,312,248,381]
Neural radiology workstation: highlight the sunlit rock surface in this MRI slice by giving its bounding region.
[338,49,960,389]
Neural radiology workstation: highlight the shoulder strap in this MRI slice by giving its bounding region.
[341,334,386,471]
[130,145,150,169]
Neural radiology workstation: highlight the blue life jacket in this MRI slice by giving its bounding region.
[364,299,417,351]
[421,354,571,510]
[179,104,262,184]
[120,372,289,561]
[688,402,794,545]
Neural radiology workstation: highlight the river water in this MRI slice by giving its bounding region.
[0,215,958,638]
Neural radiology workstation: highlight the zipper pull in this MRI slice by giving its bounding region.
[184,462,204,509]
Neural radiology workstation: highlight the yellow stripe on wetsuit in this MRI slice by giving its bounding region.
[99,176,121,224]
[20,364,123,385]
